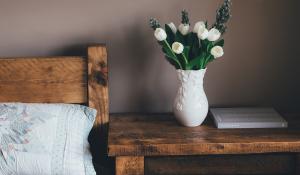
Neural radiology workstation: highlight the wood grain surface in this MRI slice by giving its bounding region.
[0,57,87,103]
[87,45,112,174]
[88,44,109,127]
[116,156,144,175]
[108,113,300,156]
[145,154,296,175]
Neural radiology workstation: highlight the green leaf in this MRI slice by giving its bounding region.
[203,54,213,68]
[161,45,171,57]
[189,33,200,59]
[165,24,175,45]
[200,39,208,51]
[214,39,224,47]
[186,53,205,69]
[176,54,186,69]
[209,54,215,62]
[200,58,206,69]
[183,46,190,58]
[175,31,185,44]
[165,56,180,69]
[206,41,214,53]
[187,33,195,47]
[161,43,175,59]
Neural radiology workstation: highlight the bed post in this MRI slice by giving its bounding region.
[87,44,111,174]
[88,44,109,127]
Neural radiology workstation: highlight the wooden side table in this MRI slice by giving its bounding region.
[108,113,300,175]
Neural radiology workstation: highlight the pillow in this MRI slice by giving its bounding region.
[0,103,96,175]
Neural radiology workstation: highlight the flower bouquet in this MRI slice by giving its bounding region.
[149,0,232,127]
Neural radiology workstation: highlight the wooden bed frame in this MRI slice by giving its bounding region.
[0,45,109,173]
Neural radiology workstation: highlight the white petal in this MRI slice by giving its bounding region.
[207,28,221,41]
[210,46,224,58]
[197,28,209,40]
[154,28,167,41]
[193,21,205,33]
[172,42,184,54]
[168,22,177,34]
[178,24,190,35]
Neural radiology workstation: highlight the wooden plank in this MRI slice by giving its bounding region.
[88,45,109,127]
[108,114,300,156]
[87,45,111,174]
[0,57,87,103]
[145,154,295,175]
[116,156,144,175]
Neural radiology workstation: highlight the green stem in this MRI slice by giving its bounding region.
[200,59,205,69]
[181,53,188,66]
[163,40,183,69]
[203,55,212,68]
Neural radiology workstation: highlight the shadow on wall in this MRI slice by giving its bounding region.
[106,19,176,113]
[51,19,174,113]
[260,0,300,113]
[54,44,87,56]
[120,22,170,112]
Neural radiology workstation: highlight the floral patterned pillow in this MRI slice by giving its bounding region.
[0,103,96,175]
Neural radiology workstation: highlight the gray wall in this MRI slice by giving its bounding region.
[0,0,299,113]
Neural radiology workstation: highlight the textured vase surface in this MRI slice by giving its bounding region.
[173,69,208,127]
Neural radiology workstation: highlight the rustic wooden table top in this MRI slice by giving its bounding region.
[108,113,300,157]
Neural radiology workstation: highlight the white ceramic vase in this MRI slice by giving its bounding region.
[173,69,208,127]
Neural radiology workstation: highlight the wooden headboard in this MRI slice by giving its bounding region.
[0,45,109,171]
[0,44,108,126]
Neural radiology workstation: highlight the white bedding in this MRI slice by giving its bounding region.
[0,103,96,175]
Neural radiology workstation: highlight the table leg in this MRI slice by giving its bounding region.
[296,153,300,175]
[116,156,144,175]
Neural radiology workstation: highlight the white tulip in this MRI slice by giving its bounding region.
[154,28,167,41]
[178,23,189,35]
[172,42,184,54]
[193,21,206,33]
[168,22,177,34]
[210,46,224,58]
[207,28,221,41]
[197,27,209,40]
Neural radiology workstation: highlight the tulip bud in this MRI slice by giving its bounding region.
[154,28,167,41]
[168,22,177,34]
[193,21,206,33]
[178,23,189,35]
[197,27,209,40]
[207,28,221,41]
[210,46,224,58]
[172,42,184,54]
